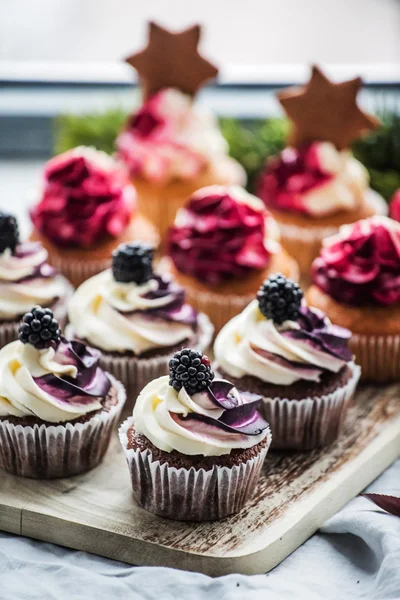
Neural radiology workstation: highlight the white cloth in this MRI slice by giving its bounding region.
[0,458,399,600]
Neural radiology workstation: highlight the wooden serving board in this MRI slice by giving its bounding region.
[0,383,399,576]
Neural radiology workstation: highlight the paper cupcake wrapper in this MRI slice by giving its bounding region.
[47,254,112,288]
[68,313,214,409]
[260,363,360,450]
[0,374,126,479]
[275,190,388,279]
[119,417,271,521]
[350,334,400,382]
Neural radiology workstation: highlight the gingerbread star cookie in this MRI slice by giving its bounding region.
[125,22,218,100]
[278,65,380,150]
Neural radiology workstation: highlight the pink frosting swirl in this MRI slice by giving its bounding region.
[257,144,333,214]
[389,189,400,222]
[167,186,278,285]
[31,148,136,248]
[116,88,229,183]
[312,216,400,306]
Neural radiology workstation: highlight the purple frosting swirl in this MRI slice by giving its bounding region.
[126,275,198,327]
[34,338,111,406]
[175,379,269,436]
[0,242,56,283]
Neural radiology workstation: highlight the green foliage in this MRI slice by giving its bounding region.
[219,118,289,192]
[54,109,127,156]
[53,107,400,200]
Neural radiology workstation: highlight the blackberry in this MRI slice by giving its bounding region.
[257,273,303,324]
[112,242,154,284]
[0,212,19,254]
[18,306,61,349]
[169,348,214,395]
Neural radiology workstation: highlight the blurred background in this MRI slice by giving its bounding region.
[0,0,399,230]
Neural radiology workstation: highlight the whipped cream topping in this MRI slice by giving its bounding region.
[133,375,269,456]
[116,88,230,183]
[214,300,352,385]
[0,339,111,422]
[0,243,65,320]
[258,142,369,218]
[68,269,197,354]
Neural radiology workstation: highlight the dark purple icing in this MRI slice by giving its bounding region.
[250,343,322,380]
[176,379,268,437]
[124,275,198,327]
[34,338,111,404]
[0,242,56,283]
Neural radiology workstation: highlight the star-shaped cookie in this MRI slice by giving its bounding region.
[278,65,380,150]
[125,22,218,100]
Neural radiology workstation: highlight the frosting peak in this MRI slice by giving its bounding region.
[31,146,136,248]
[313,216,400,306]
[133,375,269,456]
[116,88,230,183]
[168,185,280,285]
[257,142,369,217]
[68,269,198,355]
[0,242,65,320]
[0,338,111,422]
[214,300,352,385]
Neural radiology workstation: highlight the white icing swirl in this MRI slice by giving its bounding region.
[133,375,267,456]
[67,270,195,354]
[0,245,66,320]
[301,143,369,217]
[214,300,346,385]
[0,341,102,422]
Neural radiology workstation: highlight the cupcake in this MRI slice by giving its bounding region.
[214,274,360,449]
[30,146,159,287]
[119,348,271,521]
[0,212,73,348]
[308,216,400,382]
[165,185,299,333]
[257,66,387,277]
[67,242,213,404]
[116,22,245,241]
[0,306,125,479]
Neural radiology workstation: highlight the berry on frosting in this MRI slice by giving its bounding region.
[0,212,19,254]
[257,274,303,324]
[169,348,214,395]
[112,242,154,284]
[18,306,61,349]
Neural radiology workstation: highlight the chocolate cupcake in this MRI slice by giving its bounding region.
[0,212,73,348]
[165,185,299,334]
[0,306,126,479]
[308,216,400,381]
[67,243,213,404]
[119,349,271,521]
[214,274,360,449]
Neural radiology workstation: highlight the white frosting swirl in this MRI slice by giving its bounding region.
[301,143,369,217]
[214,300,346,385]
[133,376,267,456]
[0,341,102,422]
[0,245,66,320]
[68,270,195,354]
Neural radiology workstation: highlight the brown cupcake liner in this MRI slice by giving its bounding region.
[119,417,271,521]
[350,334,400,382]
[0,276,74,348]
[275,190,388,280]
[46,253,113,288]
[67,313,214,408]
[0,374,126,479]
[260,363,360,450]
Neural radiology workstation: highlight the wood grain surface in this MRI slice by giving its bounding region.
[0,382,399,576]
